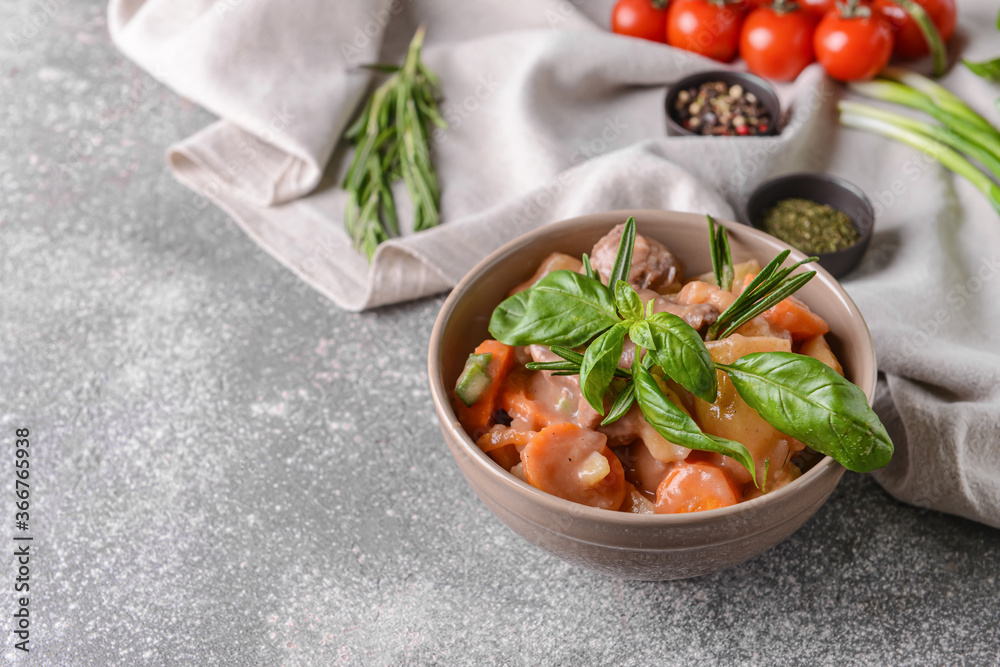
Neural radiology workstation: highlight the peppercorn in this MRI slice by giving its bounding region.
[672,81,773,136]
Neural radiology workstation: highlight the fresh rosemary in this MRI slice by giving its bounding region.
[342,26,446,261]
[705,220,818,341]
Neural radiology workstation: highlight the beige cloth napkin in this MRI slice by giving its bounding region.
[108,0,1000,528]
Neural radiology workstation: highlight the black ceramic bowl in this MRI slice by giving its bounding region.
[665,70,781,137]
[746,173,875,279]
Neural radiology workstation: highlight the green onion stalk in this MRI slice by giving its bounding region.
[838,101,1000,182]
[838,102,1000,216]
[876,67,1000,137]
[849,79,1000,162]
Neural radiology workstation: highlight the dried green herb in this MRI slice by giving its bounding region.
[761,198,859,255]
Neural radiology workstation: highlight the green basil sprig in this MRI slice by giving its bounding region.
[716,353,893,473]
[629,311,717,403]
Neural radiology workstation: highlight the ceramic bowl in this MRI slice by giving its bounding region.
[665,70,781,137]
[427,210,877,580]
[746,173,876,279]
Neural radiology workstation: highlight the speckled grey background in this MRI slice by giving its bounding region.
[1,2,998,666]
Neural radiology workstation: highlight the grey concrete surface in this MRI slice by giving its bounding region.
[1,2,998,666]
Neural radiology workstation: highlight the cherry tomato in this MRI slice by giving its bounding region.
[611,0,669,43]
[797,0,836,16]
[740,5,816,81]
[814,8,894,81]
[873,0,956,59]
[666,0,745,63]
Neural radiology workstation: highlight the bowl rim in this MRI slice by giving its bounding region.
[428,209,876,528]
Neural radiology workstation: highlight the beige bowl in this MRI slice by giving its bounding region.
[427,210,877,580]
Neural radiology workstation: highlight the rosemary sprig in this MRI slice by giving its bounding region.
[526,345,632,379]
[342,26,446,261]
[708,215,734,292]
[706,236,818,341]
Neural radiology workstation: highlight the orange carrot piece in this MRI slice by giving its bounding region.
[475,427,535,454]
[520,423,626,511]
[454,340,515,436]
[498,372,558,432]
[654,461,739,514]
[763,295,830,341]
[488,444,521,471]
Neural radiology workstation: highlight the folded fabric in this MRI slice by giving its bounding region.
[108,0,1000,528]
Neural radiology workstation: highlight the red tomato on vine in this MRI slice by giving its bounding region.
[666,0,746,63]
[612,0,669,43]
[740,3,817,81]
[814,3,894,81]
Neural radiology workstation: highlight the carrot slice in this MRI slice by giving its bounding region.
[654,461,739,514]
[520,423,626,511]
[475,426,535,454]
[763,296,830,341]
[488,444,521,471]
[454,340,515,436]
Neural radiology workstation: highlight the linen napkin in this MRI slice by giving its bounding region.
[108,0,1000,528]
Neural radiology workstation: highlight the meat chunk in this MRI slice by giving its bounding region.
[590,224,684,292]
[636,289,719,332]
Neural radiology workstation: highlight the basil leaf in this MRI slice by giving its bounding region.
[579,322,629,416]
[608,216,636,287]
[487,288,530,342]
[964,57,1000,81]
[582,253,596,280]
[633,364,756,482]
[615,280,642,321]
[718,352,893,473]
[601,380,635,426]
[488,270,620,347]
[629,312,718,403]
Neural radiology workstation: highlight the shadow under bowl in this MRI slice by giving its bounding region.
[665,70,781,137]
[428,210,877,580]
[746,173,876,279]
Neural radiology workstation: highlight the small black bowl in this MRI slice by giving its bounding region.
[746,173,875,279]
[665,70,781,137]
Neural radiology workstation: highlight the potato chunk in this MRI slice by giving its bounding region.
[695,334,800,487]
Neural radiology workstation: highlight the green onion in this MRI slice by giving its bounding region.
[848,79,1000,159]
[839,101,1000,182]
[838,105,1000,215]
[878,67,999,136]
